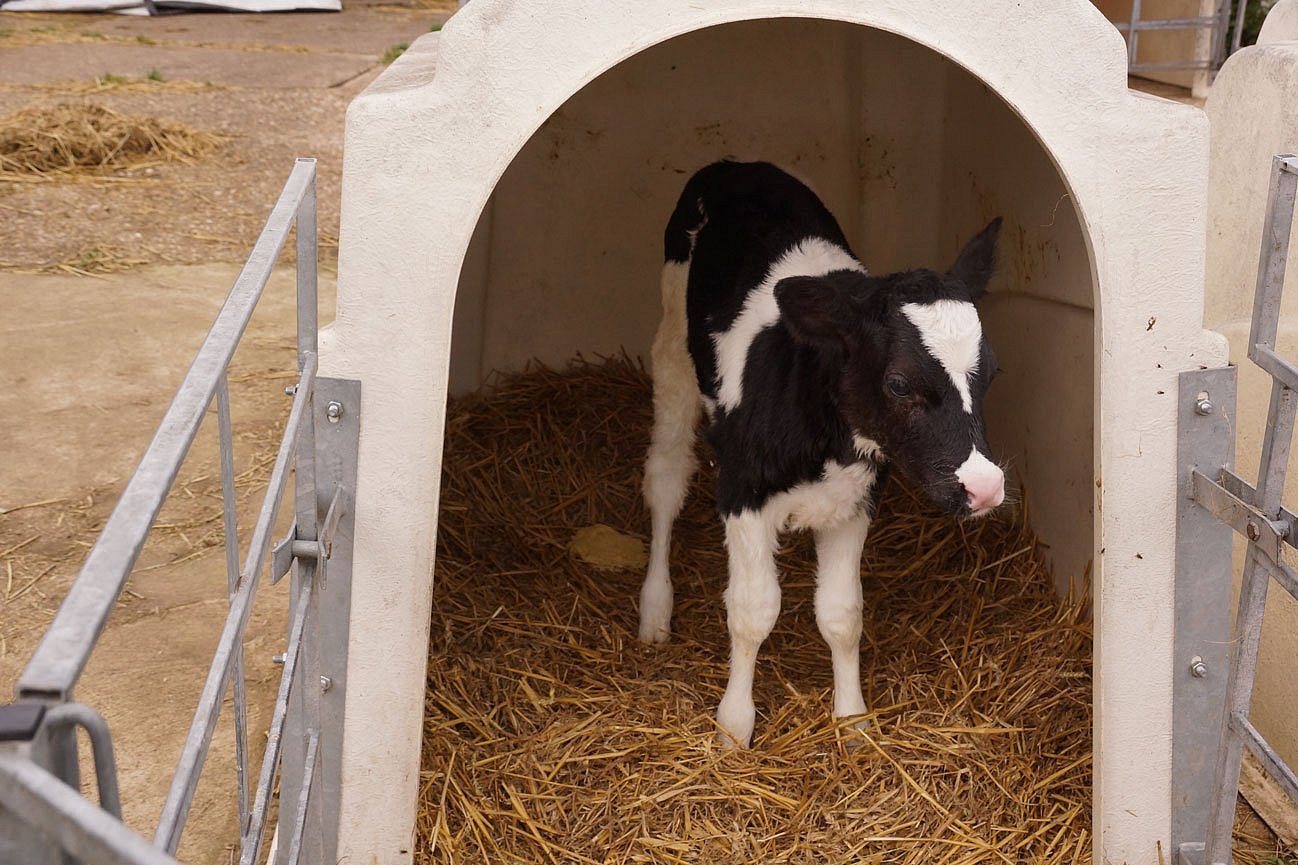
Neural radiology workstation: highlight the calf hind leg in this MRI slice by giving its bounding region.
[815,512,871,726]
[639,261,700,644]
[716,512,781,748]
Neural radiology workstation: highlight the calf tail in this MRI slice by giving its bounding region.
[663,167,719,264]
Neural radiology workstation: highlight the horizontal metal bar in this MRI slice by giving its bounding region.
[1190,469,1288,561]
[1274,558,1298,602]
[1251,345,1298,391]
[1231,712,1298,807]
[283,730,321,865]
[1115,15,1221,30]
[1215,469,1298,549]
[1130,60,1216,71]
[17,159,318,701]
[0,753,181,865]
[154,357,317,856]
[240,579,314,865]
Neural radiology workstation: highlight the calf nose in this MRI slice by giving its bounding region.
[956,448,1005,514]
[964,472,1005,512]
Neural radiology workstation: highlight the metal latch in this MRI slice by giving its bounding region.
[271,485,348,585]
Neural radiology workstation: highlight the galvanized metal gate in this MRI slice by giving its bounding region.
[1114,0,1248,74]
[1175,153,1298,864]
[0,158,360,865]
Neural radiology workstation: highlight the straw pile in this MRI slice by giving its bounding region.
[0,102,222,177]
[420,355,1098,864]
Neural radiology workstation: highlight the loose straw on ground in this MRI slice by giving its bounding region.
[0,101,223,178]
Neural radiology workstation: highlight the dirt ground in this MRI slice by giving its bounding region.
[0,5,449,862]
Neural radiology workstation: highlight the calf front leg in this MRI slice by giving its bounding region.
[716,511,781,748]
[814,511,871,724]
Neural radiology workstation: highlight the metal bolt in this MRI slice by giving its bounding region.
[1195,396,1213,416]
[326,401,344,423]
[1247,521,1260,541]
[272,653,286,665]
[1190,656,1208,678]
[285,385,298,396]
[320,675,333,693]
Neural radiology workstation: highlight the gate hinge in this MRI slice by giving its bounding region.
[271,485,348,584]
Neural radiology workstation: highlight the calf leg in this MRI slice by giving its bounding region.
[639,261,700,644]
[814,511,871,723]
[716,512,781,747]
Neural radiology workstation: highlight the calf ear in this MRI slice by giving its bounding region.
[949,217,1002,300]
[775,275,852,350]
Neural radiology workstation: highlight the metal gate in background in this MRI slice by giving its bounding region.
[1175,153,1298,865]
[0,158,360,865]
[1114,0,1250,75]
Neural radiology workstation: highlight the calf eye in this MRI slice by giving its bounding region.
[886,374,912,398]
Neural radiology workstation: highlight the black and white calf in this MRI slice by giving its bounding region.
[639,161,1006,747]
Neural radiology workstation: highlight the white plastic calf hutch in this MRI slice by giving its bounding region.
[322,1,1230,862]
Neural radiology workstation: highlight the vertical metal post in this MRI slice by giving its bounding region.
[1230,0,1248,54]
[216,375,251,836]
[1173,368,1237,861]
[1128,0,1143,66]
[311,377,359,865]
[278,157,323,865]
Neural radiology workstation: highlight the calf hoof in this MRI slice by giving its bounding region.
[835,713,873,750]
[716,696,755,749]
[637,620,671,644]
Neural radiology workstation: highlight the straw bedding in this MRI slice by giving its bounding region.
[419,355,1101,864]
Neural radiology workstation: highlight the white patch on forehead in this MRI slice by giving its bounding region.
[900,299,982,412]
[713,238,864,411]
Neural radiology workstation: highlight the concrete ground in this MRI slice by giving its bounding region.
[0,5,449,862]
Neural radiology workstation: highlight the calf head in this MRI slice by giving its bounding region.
[775,218,1006,517]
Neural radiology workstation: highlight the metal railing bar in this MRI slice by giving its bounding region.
[1211,0,1231,68]
[43,703,122,819]
[1232,711,1298,807]
[1127,0,1142,66]
[0,753,181,865]
[154,356,318,855]
[216,374,252,835]
[1252,345,1298,392]
[1230,0,1247,54]
[283,730,321,865]
[241,580,314,865]
[1248,158,1298,363]
[1205,546,1274,864]
[1130,60,1216,71]
[1213,468,1298,552]
[1273,557,1298,602]
[1190,469,1287,561]
[1114,15,1223,30]
[296,157,319,372]
[16,159,319,702]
